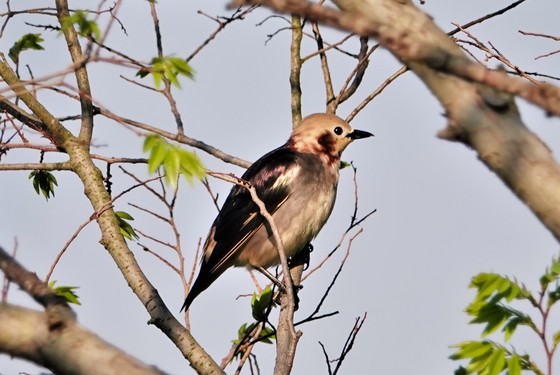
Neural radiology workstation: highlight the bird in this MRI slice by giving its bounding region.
[181,113,373,312]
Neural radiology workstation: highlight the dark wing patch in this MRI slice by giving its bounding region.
[183,146,298,311]
[203,145,299,272]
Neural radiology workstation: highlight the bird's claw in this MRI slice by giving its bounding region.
[274,284,302,310]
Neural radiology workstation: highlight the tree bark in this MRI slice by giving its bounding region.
[0,304,168,375]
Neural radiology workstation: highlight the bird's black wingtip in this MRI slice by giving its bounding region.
[180,296,192,313]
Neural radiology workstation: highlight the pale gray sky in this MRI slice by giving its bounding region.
[1,0,559,374]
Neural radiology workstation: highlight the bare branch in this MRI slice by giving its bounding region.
[290,15,303,127]
[188,6,259,62]
[233,0,560,117]
[311,21,335,112]
[55,0,95,144]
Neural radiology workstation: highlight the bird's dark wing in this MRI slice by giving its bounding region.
[182,145,299,310]
[207,144,298,268]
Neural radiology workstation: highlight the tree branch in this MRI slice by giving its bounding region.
[289,15,303,127]
[235,0,560,243]
[0,304,168,375]
[55,0,95,144]
[0,60,73,147]
[233,0,560,117]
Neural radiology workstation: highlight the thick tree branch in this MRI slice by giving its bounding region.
[236,0,560,243]
[0,61,73,147]
[0,304,168,375]
[234,0,560,117]
[55,0,95,144]
[289,15,303,127]
[0,246,67,309]
[0,10,225,374]
[0,246,167,374]
[66,123,224,374]
[0,94,44,131]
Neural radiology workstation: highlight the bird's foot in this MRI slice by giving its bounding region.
[273,284,302,310]
[255,261,306,310]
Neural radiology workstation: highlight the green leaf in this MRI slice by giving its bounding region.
[148,143,167,174]
[466,271,537,342]
[507,355,521,375]
[28,170,58,201]
[340,160,351,169]
[451,339,533,374]
[143,133,159,152]
[450,341,493,361]
[258,326,276,344]
[9,33,44,64]
[61,10,101,40]
[486,348,506,375]
[551,259,560,275]
[503,316,523,342]
[252,287,275,321]
[48,281,81,305]
[550,291,560,305]
[164,149,180,187]
[137,56,195,89]
[178,148,206,185]
[143,135,205,186]
[470,273,524,304]
[231,322,255,347]
[553,330,560,347]
[115,211,138,241]
[116,211,134,220]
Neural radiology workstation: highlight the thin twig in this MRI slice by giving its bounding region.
[45,203,114,283]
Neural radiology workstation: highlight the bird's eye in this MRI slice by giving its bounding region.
[333,126,343,135]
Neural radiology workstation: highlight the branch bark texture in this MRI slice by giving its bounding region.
[0,246,166,375]
[0,304,168,375]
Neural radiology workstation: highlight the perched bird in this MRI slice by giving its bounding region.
[182,113,373,311]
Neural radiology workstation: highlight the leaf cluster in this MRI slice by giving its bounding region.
[115,211,139,241]
[9,33,44,64]
[29,170,58,201]
[231,288,277,361]
[451,341,535,375]
[48,280,81,305]
[143,135,205,188]
[137,56,194,89]
[60,10,101,41]
[451,259,560,375]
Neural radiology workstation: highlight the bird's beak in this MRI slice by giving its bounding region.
[348,129,374,140]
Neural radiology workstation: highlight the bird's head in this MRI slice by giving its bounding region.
[288,113,373,164]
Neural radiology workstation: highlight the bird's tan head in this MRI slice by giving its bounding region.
[289,113,373,164]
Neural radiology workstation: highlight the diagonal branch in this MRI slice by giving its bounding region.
[235,0,560,244]
[0,247,168,375]
[55,0,95,144]
[0,246,66,309]
[234,0,560,117]
[0,60,73,147]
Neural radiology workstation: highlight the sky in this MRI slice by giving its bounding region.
[1,0,560,374]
